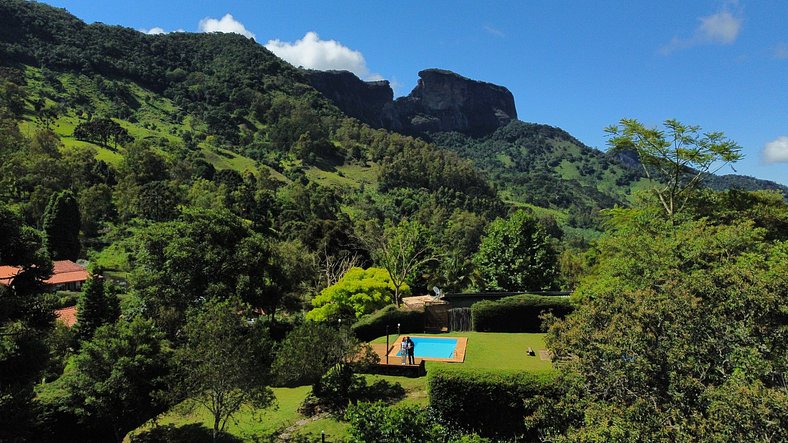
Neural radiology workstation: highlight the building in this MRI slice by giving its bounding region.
[0,260,90,291]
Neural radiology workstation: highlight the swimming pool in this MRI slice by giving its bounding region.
[397,337,459,359]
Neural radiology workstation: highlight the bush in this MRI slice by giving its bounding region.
[346,401,490,443]
[428,367,556,439]
[471,294,573,332]
[351,305,424,341]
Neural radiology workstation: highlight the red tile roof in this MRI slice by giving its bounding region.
[0,265,22,286]
[0,260,89,286]
[55,306,78,328]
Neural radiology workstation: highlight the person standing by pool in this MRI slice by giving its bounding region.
[407,337,415,364]
[400,337,409,364]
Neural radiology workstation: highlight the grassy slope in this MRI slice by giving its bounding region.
[17,65,281,177]
[133,332,552,441]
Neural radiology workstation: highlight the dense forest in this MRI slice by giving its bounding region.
[1,0,786,442]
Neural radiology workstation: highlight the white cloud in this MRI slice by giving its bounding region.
[198,13,255,39]
[483,25,505,38]
[265,32,381,80]
[142,27,166,35]
[698,10,741,43]
[661,9,742,54]
[140,27,184,35]
[763,136,788,164]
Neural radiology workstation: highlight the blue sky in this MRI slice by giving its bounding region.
[44,0,787,184]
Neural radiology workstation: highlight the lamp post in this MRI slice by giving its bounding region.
[385,324,389,364]
[397,322,401,336]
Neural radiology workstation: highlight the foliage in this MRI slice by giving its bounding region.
[364,219,436,307]
[433,210,488,292]
[431,121,634,217]
[606,118,742,218]
[471,294,573,332]
[75,274,120,342]
[272,322,376,387]
[130,423,243,443]
[173,298,275,441]
[428,367,556,439]
[533,200,788,442]
[73,118,132,148]
[42,189,81,260]
[351,305,425,342]
[129,209,284,335]
[0,203,53,440]
[346,402,484,443]
[472,210,559,291]
[58,317,172,443]
[306,267,403,322]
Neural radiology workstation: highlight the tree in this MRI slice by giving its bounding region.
[435,210,487,292]
[174,298,275,442]
[530,199,787,442]
[472,210,558,291]
[364,220,437,307]
[272,321,375,387]
[306,267,405,322]
[61,317,172,443]
[0,204,53,440]
[605,118,742,218]
[130,209,283,335]
[75,274,120,342]
[42,189,81,260]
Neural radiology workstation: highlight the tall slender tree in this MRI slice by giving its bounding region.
[76,273,120,342]
[42,189,81,260]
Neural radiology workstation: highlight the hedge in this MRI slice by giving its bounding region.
[428,366,557,439]
[351,305,424,342]
[471,294,574,332]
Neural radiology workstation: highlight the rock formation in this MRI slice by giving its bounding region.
[305,68,517,137]
[304,69,392,127]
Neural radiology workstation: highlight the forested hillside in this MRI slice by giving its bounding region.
[1,1,786,441]
[430,122,641,229]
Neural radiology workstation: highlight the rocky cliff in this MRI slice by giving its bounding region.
[304,69,392,127]
[305,68,517,137]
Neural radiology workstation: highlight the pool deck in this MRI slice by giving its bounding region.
[385,335,467,363]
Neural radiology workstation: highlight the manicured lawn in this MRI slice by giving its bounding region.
[371,331,554,372]
[131,385,312,441]
[132,332,552,441]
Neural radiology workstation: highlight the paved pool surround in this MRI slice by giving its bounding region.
[387,335,467,363]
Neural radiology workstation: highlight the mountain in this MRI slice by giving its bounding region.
[0,0,783,240]
[306,68,516,137]
[305,68,786,223]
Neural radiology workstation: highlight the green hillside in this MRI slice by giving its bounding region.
[430,121,647,229]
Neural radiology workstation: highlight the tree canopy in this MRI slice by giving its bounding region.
[531,199,787,442]
[605,118,742,218]
[473,210,559,291]
[306,267,404,322]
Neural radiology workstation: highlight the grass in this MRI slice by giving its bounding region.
[133,332,550,441]
[371,331,553,372]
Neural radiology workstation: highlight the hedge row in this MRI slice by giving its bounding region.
[351,305,424,342]
[428,366,557,439]
[471,294,574,332]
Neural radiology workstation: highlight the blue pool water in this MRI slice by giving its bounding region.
[397,337,458,359]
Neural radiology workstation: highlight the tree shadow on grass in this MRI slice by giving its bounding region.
[130,423,243,443]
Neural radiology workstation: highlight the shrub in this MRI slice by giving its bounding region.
[346,402,490,443]
[471,294,573,332]
[351,305,424,341]
[428,367,557,439]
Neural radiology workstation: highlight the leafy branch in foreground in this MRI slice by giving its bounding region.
[605,118,742,218]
